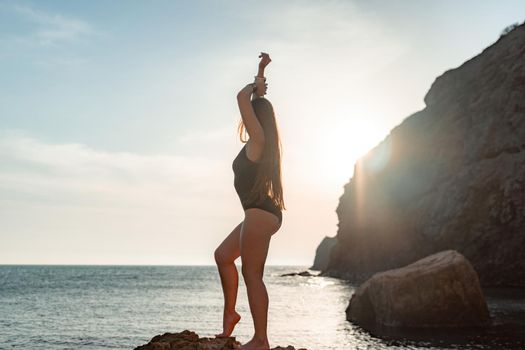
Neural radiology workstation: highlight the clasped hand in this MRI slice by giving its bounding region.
[254,52,271,97]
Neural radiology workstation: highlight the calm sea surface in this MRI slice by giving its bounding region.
[1,265,524,350]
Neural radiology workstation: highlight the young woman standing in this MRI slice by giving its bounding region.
[214,52,285,350]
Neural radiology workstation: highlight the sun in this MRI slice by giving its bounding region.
[310,118,387,190]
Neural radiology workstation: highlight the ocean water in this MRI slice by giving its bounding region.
[1,265,524,350]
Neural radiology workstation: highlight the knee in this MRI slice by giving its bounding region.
[214,248,230,266]
[241,264,263,282]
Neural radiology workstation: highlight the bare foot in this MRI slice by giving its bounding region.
[239,336,270,350]
[215,310,241,338]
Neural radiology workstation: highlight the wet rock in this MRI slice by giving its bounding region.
[280,270,317,277]
[346,250,491,329]
[134,330,308,350]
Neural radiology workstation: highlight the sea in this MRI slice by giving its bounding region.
[1,265,525,350]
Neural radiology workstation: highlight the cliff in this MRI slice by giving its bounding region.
[320,22,525,287]
[309,235,337,271]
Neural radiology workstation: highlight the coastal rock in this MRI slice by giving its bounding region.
[280,270,317,277]
[134,330,307,350]
[134,330,239,350]
[320,22,525,286]
[346,250,491,329]
[309,235,337,271]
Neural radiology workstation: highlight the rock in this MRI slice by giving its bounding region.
[134,330,308,350]
[346,250,491,330]
[280,270,317,277]
[309,235,337,271]
[134,330,239,350]
[320,22,525,286]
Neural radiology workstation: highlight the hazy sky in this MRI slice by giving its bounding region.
[1,0,524,265]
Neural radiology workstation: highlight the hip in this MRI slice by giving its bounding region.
[242,196,282,224]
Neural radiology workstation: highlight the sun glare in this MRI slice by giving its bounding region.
[310,118,386,190]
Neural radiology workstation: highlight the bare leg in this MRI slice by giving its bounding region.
[240,209,281,350]
[214,222,243,337]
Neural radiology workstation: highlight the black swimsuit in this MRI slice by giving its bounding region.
[232,144,282,224]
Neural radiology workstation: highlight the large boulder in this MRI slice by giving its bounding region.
[320,22,525,286]
[346,250,491,330]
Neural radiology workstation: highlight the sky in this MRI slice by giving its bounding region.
[1,0,524,265]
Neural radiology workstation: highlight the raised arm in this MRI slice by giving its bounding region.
[236,52,271,145]
[237,84,265,145]
[255,52,271,95]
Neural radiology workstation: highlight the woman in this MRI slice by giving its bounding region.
[214,52,285,350]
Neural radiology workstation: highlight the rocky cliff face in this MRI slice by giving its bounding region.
[320,23,525,287]
[310,235,337,271]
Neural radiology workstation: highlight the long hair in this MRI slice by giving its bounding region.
[237,97,286,211]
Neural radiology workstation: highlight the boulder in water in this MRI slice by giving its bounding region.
[346,250,491,330]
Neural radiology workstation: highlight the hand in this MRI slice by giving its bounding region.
[258,52,271,69]
[254,79,268,97]
[238,82,265,99]
[238,83,256,98]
